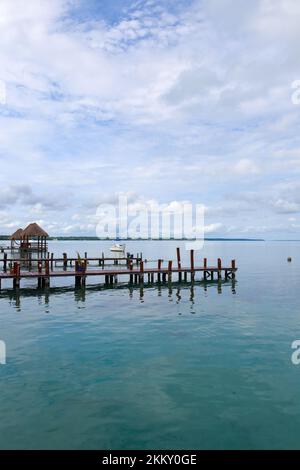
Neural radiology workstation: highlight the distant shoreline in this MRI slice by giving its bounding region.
[0,236,265,242]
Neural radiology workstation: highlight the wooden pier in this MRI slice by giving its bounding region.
[0,253,142,271]
[0,249,237,290]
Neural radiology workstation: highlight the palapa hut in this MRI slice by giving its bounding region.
[21,223,49,252]
[10,223,49,252]
[10,228,24,249]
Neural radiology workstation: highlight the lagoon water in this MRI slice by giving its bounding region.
[1,240,300,449]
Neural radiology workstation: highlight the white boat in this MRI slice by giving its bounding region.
[110,243,126,253]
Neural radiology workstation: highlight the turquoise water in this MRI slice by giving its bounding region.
[1,240,300,449]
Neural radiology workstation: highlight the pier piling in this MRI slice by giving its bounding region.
[1,250,237,291]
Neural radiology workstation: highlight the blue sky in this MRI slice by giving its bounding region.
[0,0,300,237]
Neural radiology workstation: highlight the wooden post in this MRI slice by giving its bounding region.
[190,250,194,282]
[129,259,133,284]
[45,259,50,276]
[168,260,172,283]
[231,259,236,278]
[190,250,194,271]
[51,253,54,271]
[75,261,81,287]
[203,258,207,280]
[37,260,42,288]
[13,262,20,289]
[44,259,50,288]
[218,258,222,279]
[63,253,68,270]
[157,259,162,283]
[177,247,182,282]
[140,260,144,284]
[3,253,7,272]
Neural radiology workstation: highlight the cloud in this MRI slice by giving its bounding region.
[233,159,261,175]
[204,222,222,234]
[0,184,69,211]
[272,199,300,214]
[0,0,300,236]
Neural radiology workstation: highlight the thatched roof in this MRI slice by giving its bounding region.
[22,223,49,238]
[10,228,24,240]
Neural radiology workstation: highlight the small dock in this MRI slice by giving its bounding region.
[0,248,237,290]
[0,252,142,270]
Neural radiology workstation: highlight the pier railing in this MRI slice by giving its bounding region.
[0,248,237,290]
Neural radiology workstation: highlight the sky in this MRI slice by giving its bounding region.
[0,0,300,238]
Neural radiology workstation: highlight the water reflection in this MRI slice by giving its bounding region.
[1,280,237,310]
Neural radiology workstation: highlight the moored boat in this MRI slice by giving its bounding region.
[110,243,126,253]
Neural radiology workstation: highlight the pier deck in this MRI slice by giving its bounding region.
[0,247,237,290]
[0,265,236,279]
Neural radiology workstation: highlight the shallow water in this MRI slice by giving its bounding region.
[1,240,300,449]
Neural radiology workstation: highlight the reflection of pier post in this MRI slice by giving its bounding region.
[139,286,144,300]
[74,286,86,302]
[168,284,173,300]
[190,284,195,302]
[128,286,133,298]
[176,287,181,303]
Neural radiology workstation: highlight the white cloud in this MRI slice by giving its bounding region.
[204,223,222,234]
[272,199,300,214]
[0,0,300,236]
[233,159,261,176]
